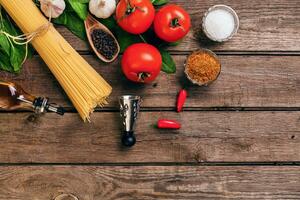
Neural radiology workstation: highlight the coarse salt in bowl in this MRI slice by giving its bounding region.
[202,5,239,42]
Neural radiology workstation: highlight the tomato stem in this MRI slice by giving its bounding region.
[139,34,147,43]
[126,4,135,15]
[138,72,151,82]
[124,0,144,16]
[170,18,181,28]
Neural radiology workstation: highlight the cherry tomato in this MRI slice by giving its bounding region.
[154,4,191,42]
[116,0,155,34]
[122,43,162,83]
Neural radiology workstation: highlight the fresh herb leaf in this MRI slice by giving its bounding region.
[0,50,13,72]
[151,0,169,6]
[67,0,88,20]
[53,11,68,24]
[53,0,87,40]
[115,29,142,52]
[0,10,32,73]
[99,16,117,30]
[167,40,181,46]
[100,16,142,52]
[75,0,90,3]
[0,8,11,56]
[160,49,176,73]
[4,12,26,72]
[0,34,11,56]
[53,8,87,40]
[10,44,26,73]
[65,12,87,40]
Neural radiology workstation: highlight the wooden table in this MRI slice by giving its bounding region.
[0,0,299,199]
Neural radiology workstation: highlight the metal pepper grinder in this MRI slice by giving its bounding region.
[119,95,141,147]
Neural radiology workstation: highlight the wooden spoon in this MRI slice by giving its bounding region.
[85,14,120,63]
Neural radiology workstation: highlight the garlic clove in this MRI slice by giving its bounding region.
[40,0,66,19]
[89,0,116,19]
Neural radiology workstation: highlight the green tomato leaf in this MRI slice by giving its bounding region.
[99,17,142,52]
[152,0,169,6]
[168,40,181,46]
[116,29,142,52]
[160,49,176,74]
[67,0,88,20]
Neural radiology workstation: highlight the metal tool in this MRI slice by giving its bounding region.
[119,95,141,147]
[17,96,65,115]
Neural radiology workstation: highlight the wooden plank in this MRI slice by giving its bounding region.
[0,111,299,163]
[57,0,300,52]
[0,55,299,108]
[0,166,299,199]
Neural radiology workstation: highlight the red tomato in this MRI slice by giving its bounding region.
[116,0,155,34]
[122,43,162,83]
[154,4,191,42]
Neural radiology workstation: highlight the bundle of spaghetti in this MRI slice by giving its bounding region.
[0,0,112,122]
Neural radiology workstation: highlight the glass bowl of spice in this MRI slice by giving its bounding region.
[184,49,221,86]
[202,5,239,42]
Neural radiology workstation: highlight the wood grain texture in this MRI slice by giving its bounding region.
[0,111,299,163]
[0,166,299,199]
[0,0,299,198]
[0,55,299,108]
[57,0,300,52]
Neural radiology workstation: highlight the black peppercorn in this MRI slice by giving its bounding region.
[91,29,118,60]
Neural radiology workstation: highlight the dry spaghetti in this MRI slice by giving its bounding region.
[0,0,112,122]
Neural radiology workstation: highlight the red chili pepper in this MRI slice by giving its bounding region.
[157,119,181,129]
[177,89,187,112]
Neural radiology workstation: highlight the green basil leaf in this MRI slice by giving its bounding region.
[0,50,13,72]
[65,13,87,40]
[53,11,87,40]
[68,0,88,20]
[99,16,118,30]
[0,7,9,56]
[67,14,87,40]
[2,11,28,73]
[75,0,90,3]
[152,0,169,6]
[0,34,11,56]
[10,44,26,73]
[53,11,68,24]
[2,13,17,35]
[160,49,176,74]
[0,8,33,73]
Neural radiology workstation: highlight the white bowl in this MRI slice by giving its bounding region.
[202,5,239,42]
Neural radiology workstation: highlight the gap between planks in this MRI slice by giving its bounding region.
[61,51,300,56]
[1,107,300,113]
[0,162,298,167]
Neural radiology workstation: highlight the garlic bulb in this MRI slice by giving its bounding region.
[40,0,66,18]
[89,0,116,19]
